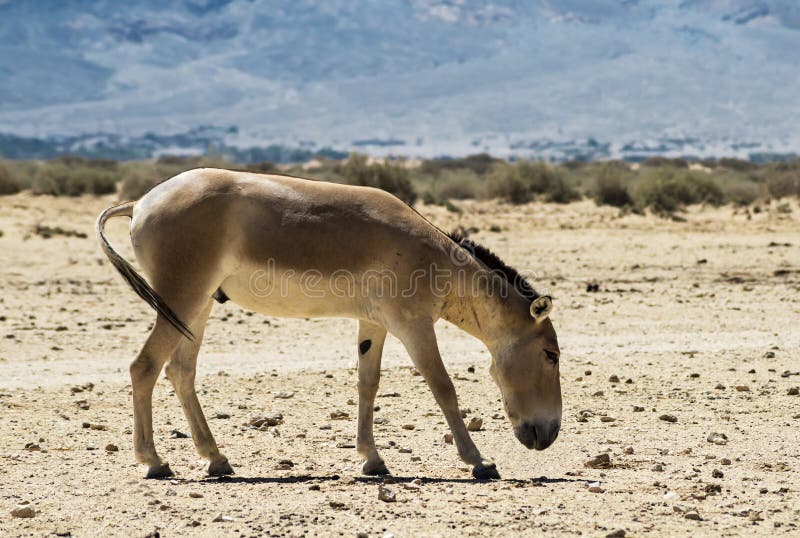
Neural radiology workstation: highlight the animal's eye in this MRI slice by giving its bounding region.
[544,350,559,364]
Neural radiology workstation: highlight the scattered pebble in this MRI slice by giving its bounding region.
[684,511,702,521]
[170,429,191,439]
[275,459,294,470]
[623,446,634,455]
[600,416,616,423]
[330,411,349,420]
[212,513,234,523]
[189,492,203,498]
[609,375,619,383]
[659,414,677,423]
[274,392,294,399]
[402,424,415,430]
[707,432,728,445]
[788,387,799,396]
[720,458,731,465]
[605,530,625,538]
[378,485,397,503]
[11,504,36,518]
[632,406,645,412]
[248,413,283,428]
[443,433,453,444]
[584,453,611,469]
[105,443,118,452]
[735,385,750,392]
[651,464,664,472]
[466,417,483,431]
[712,469,724,478]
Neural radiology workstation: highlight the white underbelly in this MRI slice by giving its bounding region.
[218,265,366,319]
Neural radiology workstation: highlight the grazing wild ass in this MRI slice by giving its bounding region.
[96,168,561,480]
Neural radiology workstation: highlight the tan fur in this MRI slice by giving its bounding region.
[97,168,562,479]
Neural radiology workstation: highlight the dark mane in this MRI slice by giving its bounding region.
[447,232,539,303]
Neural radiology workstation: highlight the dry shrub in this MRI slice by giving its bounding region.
[336,154,416,204]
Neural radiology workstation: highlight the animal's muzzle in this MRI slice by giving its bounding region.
[515,420,560,451]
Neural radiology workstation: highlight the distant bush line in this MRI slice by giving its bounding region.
[0,153,798,217]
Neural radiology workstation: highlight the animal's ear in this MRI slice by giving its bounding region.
[530,295,553,322]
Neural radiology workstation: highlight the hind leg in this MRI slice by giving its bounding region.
[164,300,233,476]
[130,316,187,478]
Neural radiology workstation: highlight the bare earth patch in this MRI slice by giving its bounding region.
[1,193,799,536]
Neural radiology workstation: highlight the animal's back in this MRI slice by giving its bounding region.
[131,168,450,319]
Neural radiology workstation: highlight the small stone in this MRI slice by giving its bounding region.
[584,453,611,469]
[330,410,349,420]
[600,416,616,423]
[189,492,203,498]
[584,370,592,376]
[706,432,728,445]
[398,447,412,453]
[588,485,604,493]
[378,485,397,503]
[788,387,799,396]
[651,463,664,472]
[443,433,453,444]
[212,513,234,522]
[632,406,645,412]
[211,412,230,419]
[684,511,702,521]
[764,351,775,359]
[247,413,283,427]
[466,417,483,431]
[720,458,731,465]
[735,385,750,392]
[105,443,119,452]
[274,391,294,399]
[402,423,415,430]
[714,383,725,390]
[623,446,634,455]
[748,511,764,522]
[605,530,625,538]
[329,501,347,510]
[712,469,723,478]
[275,459,294,470]
[11,505,36,518]
[659,414,677,423]
[609,375,620,383]
[170,429,191,439]
[689,373,700,378]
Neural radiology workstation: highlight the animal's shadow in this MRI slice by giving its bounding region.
[176,474,585,486]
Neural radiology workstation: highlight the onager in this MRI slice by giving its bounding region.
[96,168,561,480]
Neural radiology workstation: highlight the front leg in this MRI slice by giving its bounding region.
[356,320,389,475]
[394,319,499,479]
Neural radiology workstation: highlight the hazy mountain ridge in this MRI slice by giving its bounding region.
[0,1,797,160]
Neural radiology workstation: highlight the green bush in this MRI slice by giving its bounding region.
[31,157,118,196]
[592,164,633,207]
[485,161,579,204]
[767,171,800,199]
[337,154,417,204]
[718,157,758,172]
[431,169,481,200]
[0,161,22,194]
[633,168,724,214]
[419,153,500,177]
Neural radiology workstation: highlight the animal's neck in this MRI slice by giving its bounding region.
[440,264,524,348]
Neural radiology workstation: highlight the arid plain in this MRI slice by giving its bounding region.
[1,193,799,536]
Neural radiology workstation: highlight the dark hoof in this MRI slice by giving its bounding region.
[207,458,235,477]
[472,462,501,480]
[362,460,390,476]
[146,463,174,479]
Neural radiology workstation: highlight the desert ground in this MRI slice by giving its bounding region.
[1,192,799,537]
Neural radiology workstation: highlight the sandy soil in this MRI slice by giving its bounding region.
[1,192,799,537]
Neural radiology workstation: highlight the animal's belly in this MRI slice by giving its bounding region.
[218,265,365,319]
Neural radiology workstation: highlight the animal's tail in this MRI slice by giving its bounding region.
[96,201,194,340]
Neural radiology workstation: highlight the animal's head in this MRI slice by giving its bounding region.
[489,295,562,451]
